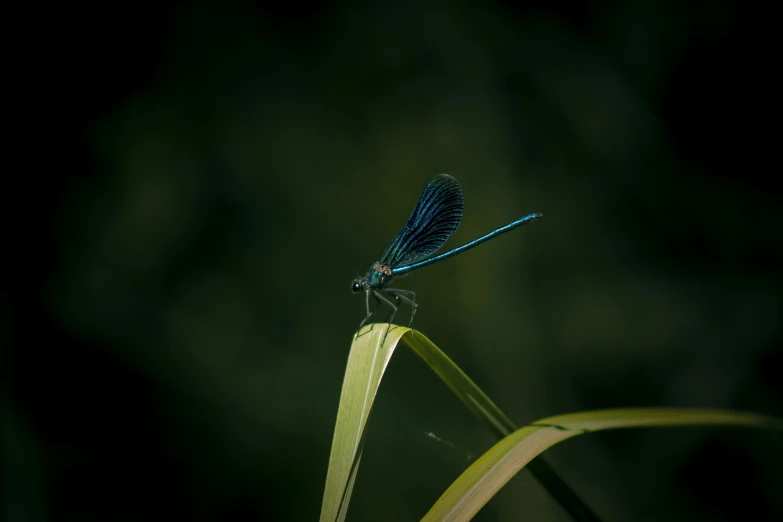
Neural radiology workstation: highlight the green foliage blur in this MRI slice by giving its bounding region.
[5,1,781,521]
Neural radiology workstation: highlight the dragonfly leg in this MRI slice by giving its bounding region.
[373,290,399,325]
[358,288,374,330]
[385,289,418,327]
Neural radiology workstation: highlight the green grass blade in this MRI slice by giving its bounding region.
[401,329,601,522]
[422,408,783,522]
[320,324,410,522]
[401,330,517,439]
[321,325,601,522]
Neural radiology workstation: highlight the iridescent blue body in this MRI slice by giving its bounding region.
[352,173,541,328]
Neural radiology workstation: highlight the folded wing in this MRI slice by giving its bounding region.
[379,174,464,268]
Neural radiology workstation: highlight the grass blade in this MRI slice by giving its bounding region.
[421,408,783,522]
[401,329,600,521]
[401,329,516,438]
[320,325,409,522]
[321,325,601,522]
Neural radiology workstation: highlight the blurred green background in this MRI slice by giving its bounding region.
[4,0,781,521]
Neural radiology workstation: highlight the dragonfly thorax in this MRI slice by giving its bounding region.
[368,263,393,288]
[350,264,393,293]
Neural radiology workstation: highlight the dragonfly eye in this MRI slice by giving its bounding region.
[351,280,362,293]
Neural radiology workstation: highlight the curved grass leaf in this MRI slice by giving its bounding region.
[422,408,783,522]
[402,328,600,521]
[320,325,599,522]
[320,325,410,522]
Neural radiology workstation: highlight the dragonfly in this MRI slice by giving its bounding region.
[352,173,541,328]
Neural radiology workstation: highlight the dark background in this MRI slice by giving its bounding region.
[4,0,782,521]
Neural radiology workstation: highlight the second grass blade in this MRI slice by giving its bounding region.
[421,408,783,522]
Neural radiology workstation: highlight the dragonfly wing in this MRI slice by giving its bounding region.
[379,174,464,267]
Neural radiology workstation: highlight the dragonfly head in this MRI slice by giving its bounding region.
[351,278,365,293]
